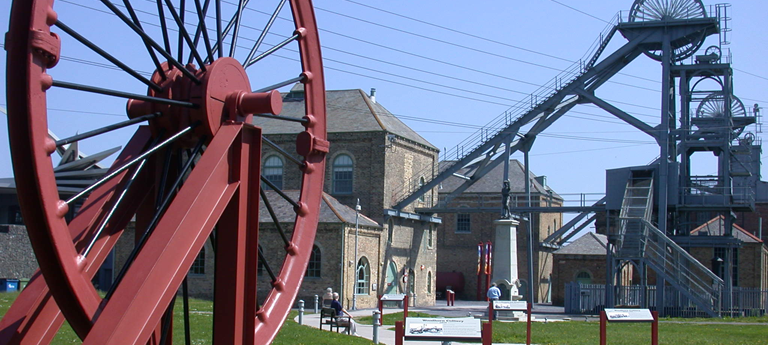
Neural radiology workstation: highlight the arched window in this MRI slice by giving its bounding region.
[264,155,284,190]
[355,257,370,295]
[427,271,432,295]
[305,245,321,278]
[332,154,354,194]
[190,246,205,275]
[575,271,592,285]
[418,176,426,202]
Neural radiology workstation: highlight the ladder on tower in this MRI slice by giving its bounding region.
[616,173,724,317]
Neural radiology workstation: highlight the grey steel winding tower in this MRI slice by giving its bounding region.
[387,0,760,317]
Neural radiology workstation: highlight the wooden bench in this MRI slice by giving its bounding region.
[319,307,351,334]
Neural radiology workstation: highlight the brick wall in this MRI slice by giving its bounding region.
[436,193,561,303]
[551,254,606,306]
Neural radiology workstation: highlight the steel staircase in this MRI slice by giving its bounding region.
[616,173,723,317]
[616,174,653,258]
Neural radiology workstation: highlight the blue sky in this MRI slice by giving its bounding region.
[0,0,766,209]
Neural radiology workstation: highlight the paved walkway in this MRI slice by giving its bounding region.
[294,301,592,344]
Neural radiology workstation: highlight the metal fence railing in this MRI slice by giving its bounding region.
[566,283,767,317]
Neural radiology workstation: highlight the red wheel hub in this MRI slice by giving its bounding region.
[127,58,283,141]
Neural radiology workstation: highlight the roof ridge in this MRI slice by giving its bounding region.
[358,89,387,132]
[321,193,347,223]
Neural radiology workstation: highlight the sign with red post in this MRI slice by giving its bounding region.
[395,318,493,345]
[379,293,408,325]
[600,309,658,345]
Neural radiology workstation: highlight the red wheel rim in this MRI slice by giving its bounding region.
[2,0,326,344]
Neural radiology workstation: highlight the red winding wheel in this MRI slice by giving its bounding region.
[2,0,326,344]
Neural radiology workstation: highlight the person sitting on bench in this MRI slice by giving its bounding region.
[330,292,358,336]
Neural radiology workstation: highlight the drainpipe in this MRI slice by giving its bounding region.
[340,223,346,303]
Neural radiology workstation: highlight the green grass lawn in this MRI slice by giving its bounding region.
[355,311,438,325]
[490,320,768,345]
[3,292,767,344]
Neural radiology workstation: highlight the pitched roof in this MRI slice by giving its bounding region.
[690,216,762,243]
[253,87,436,149]
[258,190,380,228]
[554,232,608,255]
[438,159,561,197]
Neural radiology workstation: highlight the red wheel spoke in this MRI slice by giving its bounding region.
[229,0,247,58]
[161,0,206,71]
[66,125,196,205]
[118,0,167,81]
[259,188,292,247]
[51,80,197,108]
[54,20,162,92]
[244,0,288,66]
[100,0,200,83]
[254,74,307,93]
[106,136,207,300]
[263,136,305,166]
[191,0,214,63]
[215,0,223,59]
[155,0,173,54]
[244,32,300,68]
[55,113,161,147]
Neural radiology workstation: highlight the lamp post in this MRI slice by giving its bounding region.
[352,198,360,310]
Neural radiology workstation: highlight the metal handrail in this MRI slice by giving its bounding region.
[389,14,625,207]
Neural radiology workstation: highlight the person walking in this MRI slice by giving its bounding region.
[487,283,501,320]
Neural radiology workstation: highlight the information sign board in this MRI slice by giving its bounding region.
[603,308,654,322]
[404,317,481,341]
[380,293,406,301]
[493,300,527,311]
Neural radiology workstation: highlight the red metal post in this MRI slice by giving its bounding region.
[526,302,532,345]
[485,241,492,301]
[403,295,409,319]
[488,300,493,323]
[481,321,492,345]
[395,321,404,345]
[378,296,383,317]
[477,242,483,301]
[599,311,607,345]
[651,311,659,345]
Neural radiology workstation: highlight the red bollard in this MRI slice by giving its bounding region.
[482,321,493,345]
[599,311,607,345]
[526,302,532,345]
[651,311,659,345]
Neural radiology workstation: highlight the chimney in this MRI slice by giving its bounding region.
[370,88,376,103]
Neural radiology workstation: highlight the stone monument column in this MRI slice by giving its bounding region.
[492,218,521,300]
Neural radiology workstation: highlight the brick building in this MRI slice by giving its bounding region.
[435,159,563,303]
[254,86,440,308]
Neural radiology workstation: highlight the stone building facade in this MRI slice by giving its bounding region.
[254,86,440,307]
[435,160,563,303]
